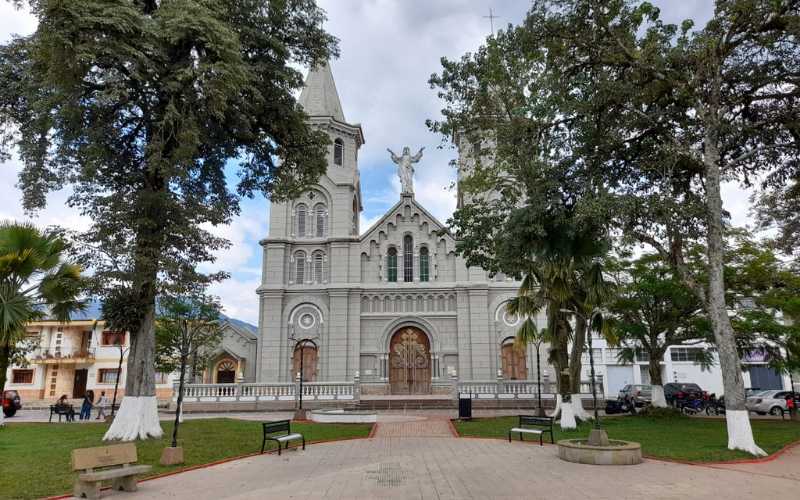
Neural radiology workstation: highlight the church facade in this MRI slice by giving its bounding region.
[254,64,540,394]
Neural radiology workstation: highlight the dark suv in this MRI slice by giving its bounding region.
[663,383,706,406]
[2,390,21,417]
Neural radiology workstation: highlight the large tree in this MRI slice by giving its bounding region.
[609,252,710,406]
[430,0,799,455]
[0,221,85,427]
[0,0,337,440]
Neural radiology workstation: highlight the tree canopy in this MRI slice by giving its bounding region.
[0,0,338,440]
[429,0,800,454]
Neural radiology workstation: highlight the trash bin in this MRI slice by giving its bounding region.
[459,393,472,420]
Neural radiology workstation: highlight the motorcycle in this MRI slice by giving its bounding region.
[678,398,707,415]
[605,395,637,415]
[705,394,726,415]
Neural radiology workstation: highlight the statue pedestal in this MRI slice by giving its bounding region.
[588,429,609,446]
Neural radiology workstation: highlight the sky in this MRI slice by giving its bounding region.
[0,1,752,327]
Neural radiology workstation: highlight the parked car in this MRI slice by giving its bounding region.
[663,383,706,406]
[618,384,652,407]
[745,387,762,398]
[2,390,21,417]
[745,390,800,416]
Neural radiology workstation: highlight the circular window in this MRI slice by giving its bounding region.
[299,313,316,329]
[502,310,520,327]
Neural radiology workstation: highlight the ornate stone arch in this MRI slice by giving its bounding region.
[284,297,328,330]
[380,316,441,352]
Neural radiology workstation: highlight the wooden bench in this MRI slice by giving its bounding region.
[261,420,305,456]
[508,415,554,446]
[50,404,75,422]
[72,443,152,499]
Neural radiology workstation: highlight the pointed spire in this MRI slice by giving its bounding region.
[298,62,345,122]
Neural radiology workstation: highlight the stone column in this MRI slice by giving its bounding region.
[468,287,490,379]
[455,287,473,379]
[327,290,349,381]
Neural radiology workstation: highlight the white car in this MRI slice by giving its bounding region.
[745,390,800,415]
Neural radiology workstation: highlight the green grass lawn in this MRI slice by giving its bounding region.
[0,419,373,500]
[452,413,800,463]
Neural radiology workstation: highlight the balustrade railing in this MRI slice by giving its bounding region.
[452,372,604,402]
[174,378,358,403]
[31,346,96,361]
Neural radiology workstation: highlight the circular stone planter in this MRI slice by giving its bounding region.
[557,439,642,466]
[310,408,377,424]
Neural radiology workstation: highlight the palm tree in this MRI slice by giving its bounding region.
[0,221,86,426]
[504,221,614,429]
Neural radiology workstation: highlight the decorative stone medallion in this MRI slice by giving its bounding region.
[502,310,520,327]
[299,313,315,329]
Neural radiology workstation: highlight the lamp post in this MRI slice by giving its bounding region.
[110,333,130,419]
[561,308,603,430]
[532,338,545,416]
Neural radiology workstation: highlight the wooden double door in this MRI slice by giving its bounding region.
[292,341,318,382]
[501,341,527,380]
[389,327,431,395]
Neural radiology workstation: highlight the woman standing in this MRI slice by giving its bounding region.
[80,390,94,420]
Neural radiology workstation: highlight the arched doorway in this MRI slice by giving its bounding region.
[292,340,318,382]
[501,337,527,380]
[216,360,237,383]
[389,327,431,394]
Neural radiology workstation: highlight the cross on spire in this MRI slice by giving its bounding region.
[484,7,499,36]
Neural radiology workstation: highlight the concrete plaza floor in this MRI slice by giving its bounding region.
[6,409,800,499]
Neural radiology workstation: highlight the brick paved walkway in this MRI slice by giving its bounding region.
[117,437,800,500]
[372,419,454,437]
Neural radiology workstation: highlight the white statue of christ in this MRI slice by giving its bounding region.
[387,146,424,194]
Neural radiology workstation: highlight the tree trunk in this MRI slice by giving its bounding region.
[103,302,163,441]
[172,356,187,447]
[554,313,576,429]
[569,316,592,421]
[649,355,667,407]
[705,137,764,455]
[0,341,9,427]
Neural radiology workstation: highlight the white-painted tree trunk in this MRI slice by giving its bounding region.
[0,410,4,427]
[651,386,667,407]
[103,396,163,441]
[704,134,763,456]
[103,306,163,441]
[550,394,562,419]
[572,393,593,421]
[727,410,765,455]
[560,399,577,430]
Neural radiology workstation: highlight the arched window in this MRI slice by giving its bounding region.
[387,247,398,283]
[403,235,413,282]
[314,252,324,284]
[295,251,306,284]
[314,204,325,237]
[297,204,307,236]
[216,360,237,384]
[472,141,481,156]
[419,247,429,282]
[334,138,344,166]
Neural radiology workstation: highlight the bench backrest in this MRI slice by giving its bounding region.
[262,420,291,436]
[519,415,553,428]
[72,443,138,471]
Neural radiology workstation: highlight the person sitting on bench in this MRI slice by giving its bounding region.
[56,395,76,422]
